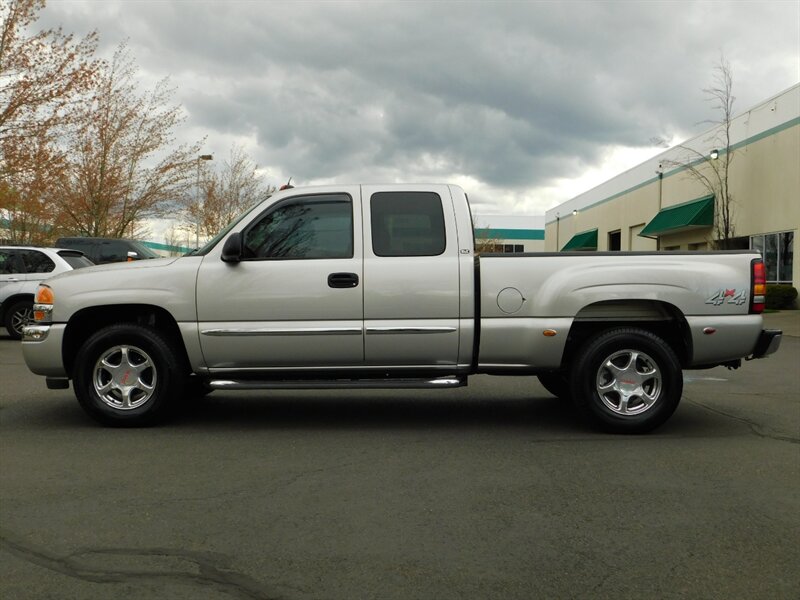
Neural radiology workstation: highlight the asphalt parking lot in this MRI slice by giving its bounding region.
[1,313,798,600]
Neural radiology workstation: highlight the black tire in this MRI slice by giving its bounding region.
[4,299,33,340]
[569,327,683,434]
[537,372,571,400]
[73,324,186,427]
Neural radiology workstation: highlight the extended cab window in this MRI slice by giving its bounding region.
[371,192,446,256]
[243,194,353,260]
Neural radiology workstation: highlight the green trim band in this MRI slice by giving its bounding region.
[141,240,193,254]
[474,228,544,240]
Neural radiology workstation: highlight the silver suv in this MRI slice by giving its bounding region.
[0,247,94,339]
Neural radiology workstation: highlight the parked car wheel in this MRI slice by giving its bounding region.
[569,328,683,434]
[73,324,185,426]
[537,372,571,400]
[4,299,33,340]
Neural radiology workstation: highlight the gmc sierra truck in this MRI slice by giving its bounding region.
[22,184,782,432]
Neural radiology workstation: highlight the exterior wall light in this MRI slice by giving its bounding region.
[710,149,719,160]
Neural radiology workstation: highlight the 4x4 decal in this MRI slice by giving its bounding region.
[706,288,748,306]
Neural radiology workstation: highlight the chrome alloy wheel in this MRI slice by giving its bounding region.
[595,349,662,416]
[93,345,157,410]
[11,306,33,336]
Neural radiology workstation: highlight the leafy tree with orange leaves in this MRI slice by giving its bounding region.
[0,0,100,243]
[52,43,203,238]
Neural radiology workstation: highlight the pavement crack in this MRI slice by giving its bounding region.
[0,528,284,599]
[686,398,800,444]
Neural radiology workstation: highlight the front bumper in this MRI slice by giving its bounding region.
[751,329,782,359]
[21,323,68,377]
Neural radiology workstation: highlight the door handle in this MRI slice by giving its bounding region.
[328,272,359,288]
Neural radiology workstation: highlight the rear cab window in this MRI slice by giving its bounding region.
[370,191,446,257]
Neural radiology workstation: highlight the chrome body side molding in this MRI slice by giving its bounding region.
[201,327,362,337]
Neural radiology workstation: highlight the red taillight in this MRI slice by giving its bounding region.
[751,259,766,314]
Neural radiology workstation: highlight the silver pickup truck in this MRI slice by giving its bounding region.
[22,184,781,432]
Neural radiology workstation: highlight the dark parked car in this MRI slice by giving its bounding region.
[54,237,160,265]
[0,246,94,339]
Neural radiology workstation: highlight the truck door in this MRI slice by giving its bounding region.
[361,185,461,367]
[195,187,364,369]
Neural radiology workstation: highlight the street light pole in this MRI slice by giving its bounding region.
[195,154,213,248]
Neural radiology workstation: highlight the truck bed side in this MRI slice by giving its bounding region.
[477,251,762,370]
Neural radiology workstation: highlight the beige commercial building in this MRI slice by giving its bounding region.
[473,214,545,253]
[545,84,799,285]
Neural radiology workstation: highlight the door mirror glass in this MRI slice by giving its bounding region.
[221,232,243,263]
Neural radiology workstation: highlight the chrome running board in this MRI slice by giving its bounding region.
[207,377,467,391]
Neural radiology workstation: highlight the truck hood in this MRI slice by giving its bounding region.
[47,256,180,283]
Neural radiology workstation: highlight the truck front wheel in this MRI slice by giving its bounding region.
[569,328,683,434]
[73,324,185,426]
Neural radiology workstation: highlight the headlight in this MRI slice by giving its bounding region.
[33,284,54,323]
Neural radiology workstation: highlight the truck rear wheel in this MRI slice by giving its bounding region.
[73,324,185,426]
[569,327,683,434]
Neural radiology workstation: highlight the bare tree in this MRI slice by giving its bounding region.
[664,58,737,249]
[164,224,190,256]
[183,144,274,243]
[52,42,202,238]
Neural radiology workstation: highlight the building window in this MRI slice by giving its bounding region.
[751,231,794,283]
[608,230,621,251]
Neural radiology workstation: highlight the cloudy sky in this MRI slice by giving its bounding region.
[38,0,799,218]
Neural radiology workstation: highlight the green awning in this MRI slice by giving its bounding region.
[561,228,598,251]
[640,195,714,237]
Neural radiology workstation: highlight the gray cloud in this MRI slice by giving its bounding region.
[38,0,800,213]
